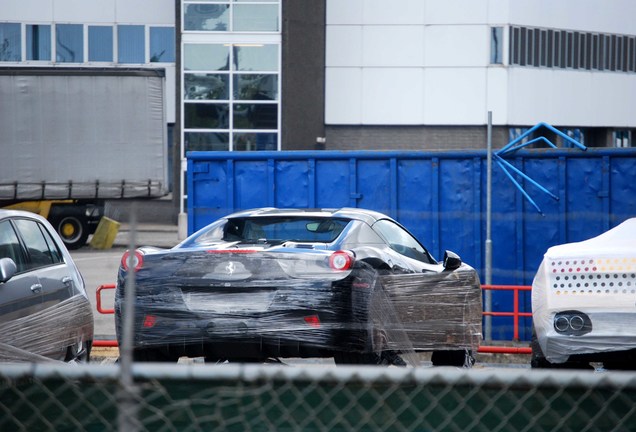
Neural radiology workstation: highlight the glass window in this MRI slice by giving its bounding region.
[599,34,607,70]
[118,25,144,63]
[532,28,539,66]
[510,27,519,65]
[584,33,592,70]
[233,44,278,71]
[372,219,434,264]
[56,24,83,63]
[184,4,229,31]
[233,74,277,100]
[490,27,503,64]
[539,29,547,66]
[572,32,580,69]
[233,103,277,129]
[185,73,229,100]
[14,219,61,270]
[559,30,567,67]
[185,132,230,151]
[184,44,229,71]
[613,130,631,148]
[150,26,175,62]
[629,37,635,72]
[88,25,113,62]
[0,220,26,272]
[26,24,51,61]
[184,103,230,129]
[233,4,279,32]
[233,132,278,151]
[0,23,21,61]
[546,29,554,67]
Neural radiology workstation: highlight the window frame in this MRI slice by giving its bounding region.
[182,41,281,152]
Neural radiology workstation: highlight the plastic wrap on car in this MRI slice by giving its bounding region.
[0,295,94,363]
[115,251,482,359]
[532,218,636,363]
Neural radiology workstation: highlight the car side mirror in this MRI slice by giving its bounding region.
[443,250,462,271]
[0,257,17,283]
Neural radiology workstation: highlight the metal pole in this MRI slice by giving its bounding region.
[118,203,140,432]
[485,111,493,342]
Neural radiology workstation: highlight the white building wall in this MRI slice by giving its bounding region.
[326,0,636,128]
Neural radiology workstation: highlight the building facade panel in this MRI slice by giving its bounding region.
[423,68,488,124]
[423,25,490,67]
[361,0,426,25]
[507,68,636,127]
[325,25,362,67]
[361,68,424,124]
[325,67,363,124]
[423,0,491,24]
[362,25,425,67]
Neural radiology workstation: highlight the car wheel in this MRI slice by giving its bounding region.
[334,351,383,365]
[603,361,636,371]
[334,350,406,366]
[51,215,89,250]
[530,330,593,369]
[132,347,177,362]
[65,339,92,363]
[431,349,475,367]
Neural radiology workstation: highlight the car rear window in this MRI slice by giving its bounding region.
[224,217,349,243]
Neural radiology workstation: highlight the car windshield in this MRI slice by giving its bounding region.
[186,217,350,247]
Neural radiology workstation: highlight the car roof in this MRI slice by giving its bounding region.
[224,207,393,226]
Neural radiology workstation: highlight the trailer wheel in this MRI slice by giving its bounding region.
[52,215,89,249]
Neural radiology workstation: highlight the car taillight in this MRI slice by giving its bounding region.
[143,315,157,328]
[121,249,144,272]
[303,315,321,328]
[329,250,354,271]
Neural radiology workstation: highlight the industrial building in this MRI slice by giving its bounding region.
[2,0,635,219]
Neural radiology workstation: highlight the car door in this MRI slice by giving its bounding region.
[0,219,44,325]
[12,218,74,312]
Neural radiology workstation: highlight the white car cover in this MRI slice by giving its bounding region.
[532,218,636,363]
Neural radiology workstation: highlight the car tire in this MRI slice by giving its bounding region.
[64,339,92,363]
[132,347,177,362]
[530,328,594,369]
[333,350,407,366]
[334,351,383,365]
[602,361,636,371]
[50,214,89,250]
[431,349,475,367]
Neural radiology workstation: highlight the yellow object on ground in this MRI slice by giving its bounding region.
[89,217,121,249]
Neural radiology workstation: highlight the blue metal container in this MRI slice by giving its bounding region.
[187,149,636,340]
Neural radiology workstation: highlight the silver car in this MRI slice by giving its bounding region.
[0,209,94,362]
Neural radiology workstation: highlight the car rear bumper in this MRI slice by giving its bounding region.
[541,312,636,363]
[129,308,355,359]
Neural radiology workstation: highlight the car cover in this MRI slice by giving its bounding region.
[532,217,636,362]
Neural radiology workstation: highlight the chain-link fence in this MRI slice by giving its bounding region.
[2,362,636,431]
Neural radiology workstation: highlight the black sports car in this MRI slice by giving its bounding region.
[115,208,482,366]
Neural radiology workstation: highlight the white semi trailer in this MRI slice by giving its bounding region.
[0,67,169,248]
